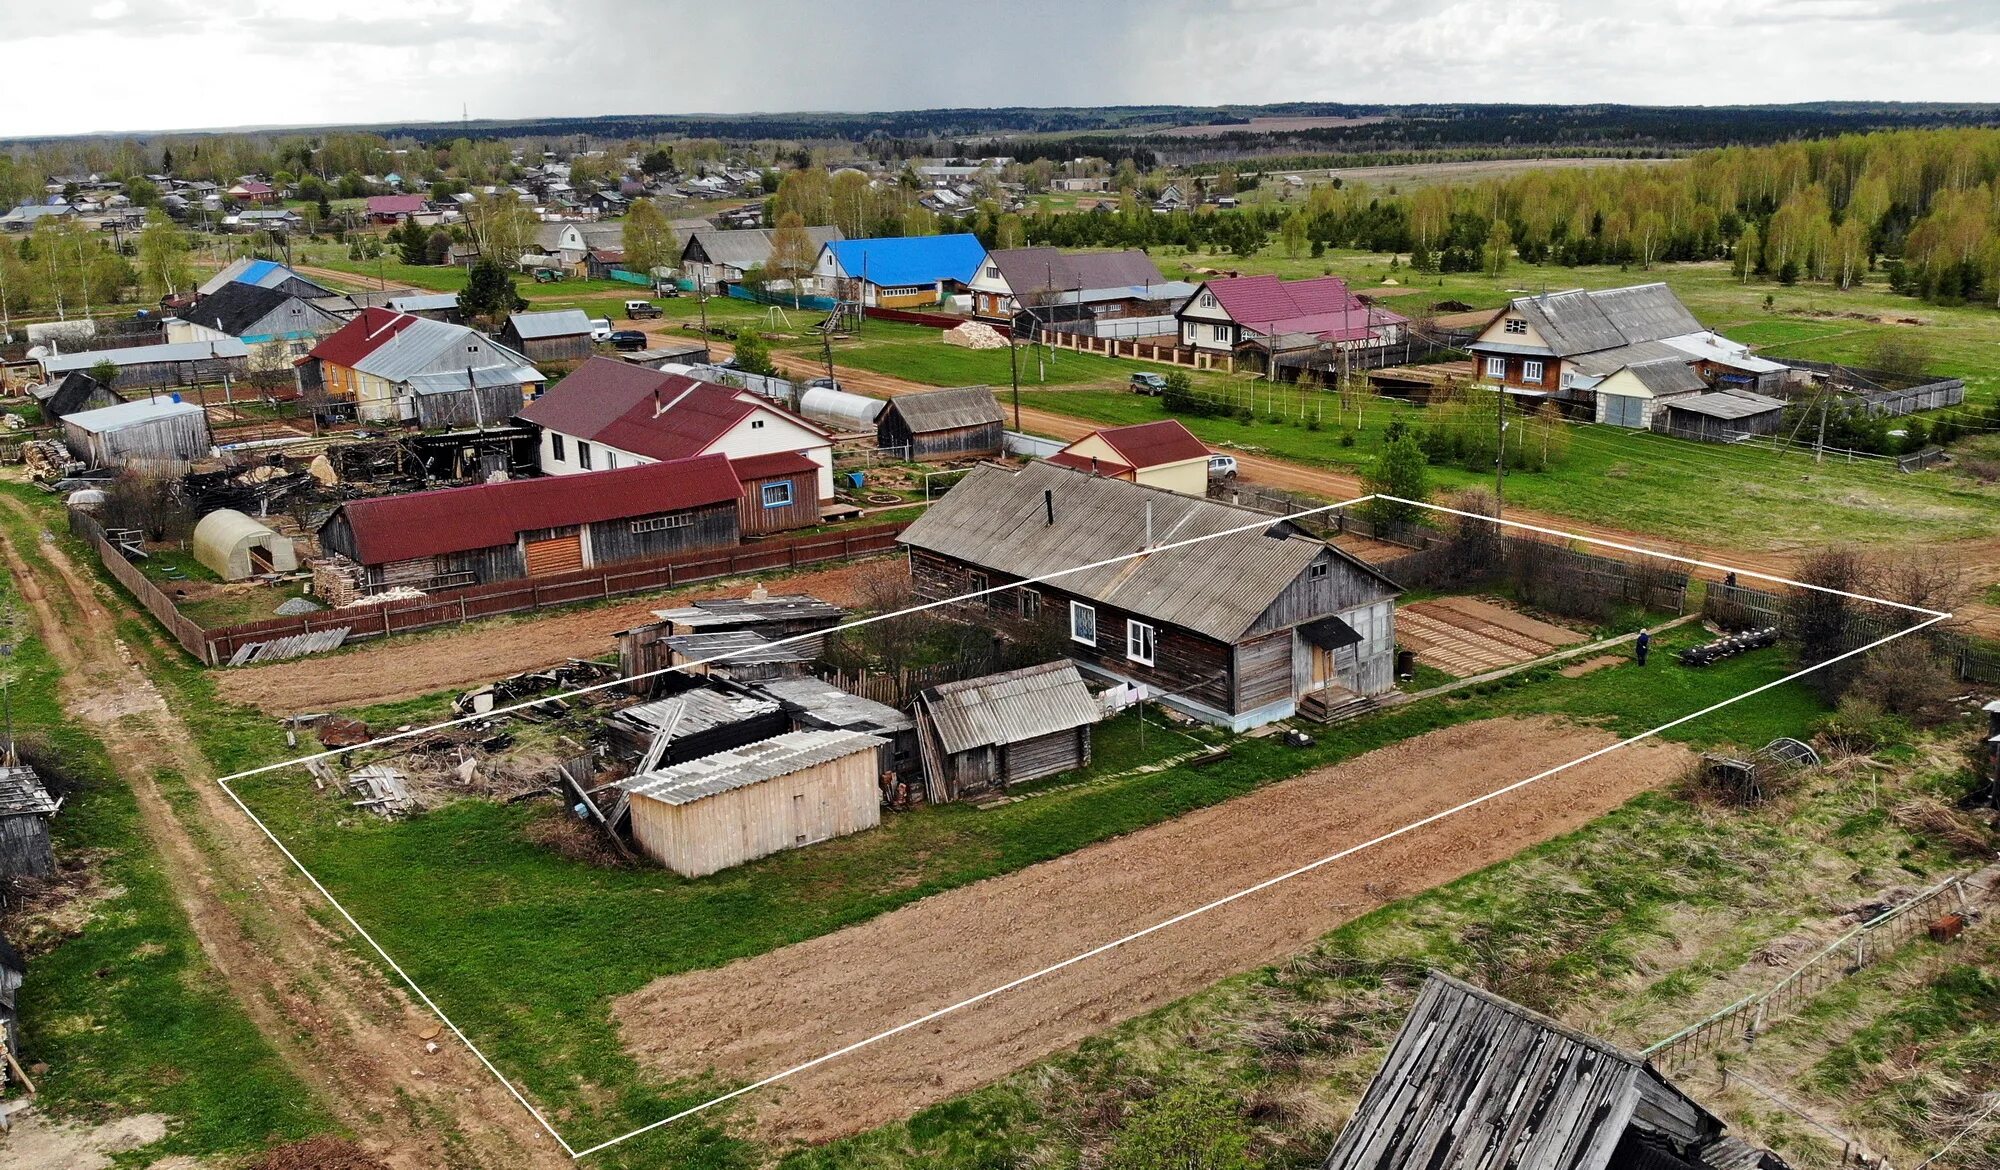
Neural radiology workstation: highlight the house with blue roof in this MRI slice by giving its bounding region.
[811,234,988,309]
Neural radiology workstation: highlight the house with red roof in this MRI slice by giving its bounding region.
[518,356,836,504]
[226,180,277,205]
[1048,419,1214,496]
[316,455,744,589]
[298,307,544,425]
[365,194,430,223]
[1174,275,1405,374]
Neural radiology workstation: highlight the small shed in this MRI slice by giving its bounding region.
[729,452,822,534]
[876,385,1005,462]
[499,309,596,364]
[61,398,213,470]
[33,369,121,422]
[38,338,249,392]
[617,729,885,877]
[915,660,1100,802]
[1655,388,1787,443]
[608,686,790,768]
[751,675,921,790]
[0,764,58,880]
[652,594,848,655]
[192,508,299,580]
[798,385,887,432]
[662,631,816,683]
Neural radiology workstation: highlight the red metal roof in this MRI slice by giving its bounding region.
[308,307,424,369]
[329,455,742,565]
[730,451,819,481]
[1200,275,1406,338]
[519,356,829,463]
[1046,450,1134,478]
[1084,420,1210,469]
[366,194,428,215]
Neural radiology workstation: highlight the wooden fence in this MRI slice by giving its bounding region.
[1041,329,1235,371]
[67,509,211,659]
[1703,581,2000,684]
[1375,534,1690,615]
[812,659,996,708]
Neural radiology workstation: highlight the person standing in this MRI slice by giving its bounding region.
[1635,629,1652,666]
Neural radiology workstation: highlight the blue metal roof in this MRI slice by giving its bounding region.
[825,234,986,287]
[235,259,282,287]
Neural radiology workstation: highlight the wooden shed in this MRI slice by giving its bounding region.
[0,764,58,880]
[498,309,596,364]
[915,660,1100,803]
[61,398,213,470]
[729,451,822,534]
[750,675,921,791]
[0,931,21,1085]
[616,729,885,877]
[606,686,791,769]
[1654,388,1788,444]
[876,385,1006,462]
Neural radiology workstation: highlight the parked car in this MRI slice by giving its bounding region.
[1129,372,1168,395]
[805,376,840,392]
[1207,454,1238,480]
[589,318,614,343]
[625,299,663,320]
[610,330,648,351]
[532,268,562,283]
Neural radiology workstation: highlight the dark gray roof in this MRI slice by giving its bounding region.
[615,687,782,739]
[1323,972,1723,1170]
[177,280,297,336]
[1664,389,1787,420]
[1505,283,1704,358]
[1620,359,1710,396]
[900,462,1394,642]
[654,595,847,631]
[752,676,914,734]
[617,729,884,805]
[883,385,1005,434]
[684,225,844,271]
[919,661,1098,754]
[987,247,1168,298]
[661,630,813,665]
[0,765,57,818]
[1567,338,1693,378]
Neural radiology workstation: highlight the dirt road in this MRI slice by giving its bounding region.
[614,716,1690,1144]
[216,557,903,715]
[0,497,564,1168]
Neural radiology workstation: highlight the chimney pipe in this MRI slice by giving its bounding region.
[1044,488,1054,526]
[1144,499,1152,550]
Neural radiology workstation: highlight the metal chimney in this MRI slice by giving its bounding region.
[1044,488,1054,525]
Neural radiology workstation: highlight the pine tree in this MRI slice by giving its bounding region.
[456,260,525,323]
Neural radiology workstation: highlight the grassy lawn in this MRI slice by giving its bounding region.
[0,508,333,1160]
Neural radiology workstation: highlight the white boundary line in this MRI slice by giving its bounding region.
[199,494,1951,1159]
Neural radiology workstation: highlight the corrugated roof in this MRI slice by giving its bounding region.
[519,356,827,463]
[63,397,206,432]
[306,307,426,368]
[366,194,428,215]
[176,280,328,337]
[1621,359,1709,397]
[506,309,595,340]
[1567,338,1693,378]
[883,385,1004,434]
[987,247,1168,298]
[325,454,740,564]
[753,676,914,734]
[660,630,813,665]
[1660,331,1790,375]
[387,292,462,313]
[1663,389,1787,421]
[919,661,1097,755]
[617,729,885,806]
[825,234,987,287]
[42,338,249,373]
[1195,275,1405,340]
[654,595,848,630]
[899,463,1394,642]
[308,309,538,384]
[615,687,782,739]
[1504,283,1704,358]
[0,764,58,817]
[685,225,844,271]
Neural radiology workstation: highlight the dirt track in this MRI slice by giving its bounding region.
[614,716,1690,1144]
[217,558,903,715]
[0,496,563,1168]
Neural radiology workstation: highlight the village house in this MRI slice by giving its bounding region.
[615,729,885,877]
[1049,419,1213,495]
[0,202,78,231]
[225,179,277,204]
[497,309,597,364]
[519,357,835,500]
[1323,971,1787,1170]
[228,208,303,234]
[1175,275,1406,372]
[874,385,1005,462]
[365,194,429,224]
[1467,283,1790,422]
[679,225,845,292]
[968,247,1193,335]
[316,454,743,589]
[197,258,337,301]
[811,234,988,308]
[533,221,625,274]
[298,307,543,425]
[167,279,345,363]
[61,398,213,470]
[40,338,249,393]
[900,462,1402,731]
[913,660,1100,803]
[384,292,465,323]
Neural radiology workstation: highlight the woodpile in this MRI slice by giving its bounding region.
[311,555,367,607]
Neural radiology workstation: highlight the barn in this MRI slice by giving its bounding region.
[617,729,885,877]
[61,398,213,470]
[915,660,1100,802]
[875,385,1005,462]
[316,455,743,590]
[1654,388,1788,443]
[192,509,299,580]
[729,451,822,534]
[39,338,249,393]
[499,309,597,364]
[0,764,57,880]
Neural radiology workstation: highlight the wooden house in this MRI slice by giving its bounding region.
[679,225,845,291]
[39,339,249,393]
[298,307,543,424]
[61,398,213,470]
[914,661,1098,802]
[616,729,885,877]
[1323,971,1787,1170]
[32,370,120,422]
[1175,275,1404,371]
[316,455,742,590]
[900,462,1401,731]
[729,452,821,534]
[1049,419,1212,496]
[498,309,597,364]
[811,235,987,308]
[365,194,428,224]
[0,764,58,880]
[875,385,1005,462]
[968,247,1191,332]
[168,279,344,363]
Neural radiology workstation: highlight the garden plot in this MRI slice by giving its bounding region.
[1397,596,1588,676]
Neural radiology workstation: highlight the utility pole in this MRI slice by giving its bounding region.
[1009,319,1022,430]
[1815,395,1828,464]
[1495,384,1509,514]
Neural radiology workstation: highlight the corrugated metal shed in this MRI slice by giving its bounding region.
[62,397,205,433]
[660,630,814,667]
[618,729,884,806]
[1624,359,1710,396]
[880,385,1004,435]
[753,676,914,734]
[918,661,1097,755]
[506,309,594,340]
[1666,389,1787,420]
[42,339,249,374]
[615,688,783,739]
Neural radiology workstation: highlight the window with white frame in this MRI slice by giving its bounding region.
[1126,619,1156,666]
[1211,323,1229,342]
[1503,318,1528,335]
[606,451,618,469]
[1484,356,1506,379]
[630,513,692,533]
[1070,601,1096,645]
[761,481,793,508]
[1522,359,1544,383]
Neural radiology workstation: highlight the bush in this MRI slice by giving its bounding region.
[1849,639,1960,728]
[730,329,777,378]
[1364,433,1429,527]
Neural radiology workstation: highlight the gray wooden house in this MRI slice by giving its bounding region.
[914,660,1099,802]
[1324,972,1787,1170]
[39,338,249,393]
[317,454,742,590]
[900,462,1401,731]
[875,385,1005,462]
[498,309,596,364]
[33,369,121,422]
[0,764,58,880]
[61,398,213,470]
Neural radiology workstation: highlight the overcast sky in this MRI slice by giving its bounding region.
[6,0,1999,139]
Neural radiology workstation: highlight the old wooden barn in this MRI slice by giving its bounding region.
[317,454,742,590]
[875,385,1006,462]
[616,729,885,877]
[498,309,597,364]
[1324,972,1785,1170]
[0,764,58,880]
[607,687,791,769]
[915,660,1099,802]
[61,397,213,470]
[729,451,822,534]
[39,338,249,392]
[751,676,921,791]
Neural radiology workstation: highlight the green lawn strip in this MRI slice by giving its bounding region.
[0,522,333,1159]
